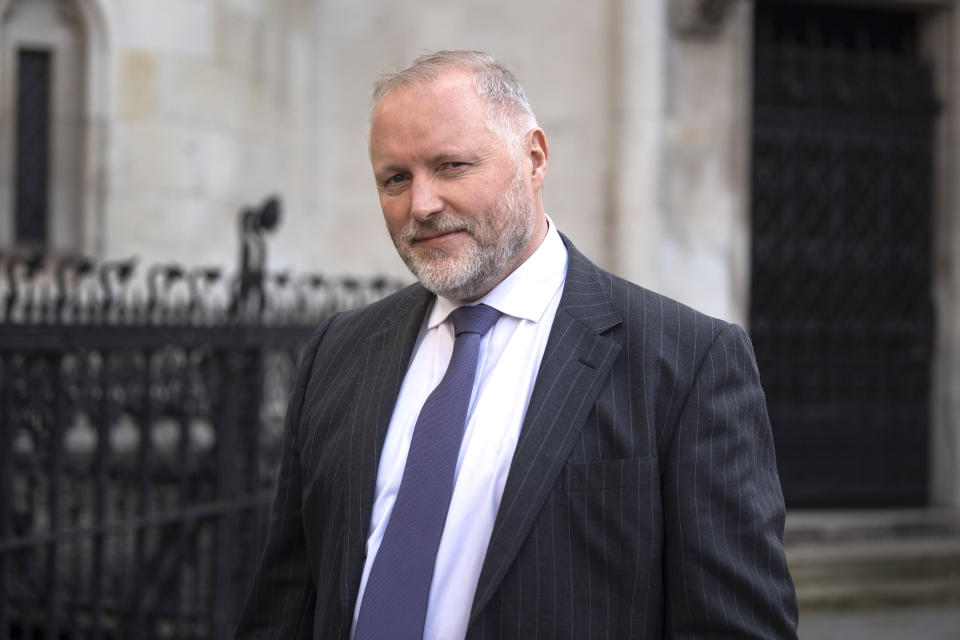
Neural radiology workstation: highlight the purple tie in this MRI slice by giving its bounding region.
[354,303,502,640]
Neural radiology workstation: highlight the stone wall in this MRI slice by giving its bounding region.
[99,0,320,270]
[2,0,753,322]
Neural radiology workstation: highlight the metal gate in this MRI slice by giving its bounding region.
[750,2,936,506]
[0,248,403,639]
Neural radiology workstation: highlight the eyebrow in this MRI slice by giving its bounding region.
[432,152,471,162]
[374,163,406,178]
[374,150,481,176]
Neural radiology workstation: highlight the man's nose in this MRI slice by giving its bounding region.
[409,177,444,221]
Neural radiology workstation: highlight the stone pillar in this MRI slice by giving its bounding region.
[927,4,960,508]
[609,0,667,297]
[611,0,752,324]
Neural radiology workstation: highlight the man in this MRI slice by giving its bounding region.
[237,50,798,639]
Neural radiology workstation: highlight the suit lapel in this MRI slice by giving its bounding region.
[470,240,622,618]
[340,284,434,618]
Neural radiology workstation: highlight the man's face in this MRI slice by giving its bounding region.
[369,71,543,302]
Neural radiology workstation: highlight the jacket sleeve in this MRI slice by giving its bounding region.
[235,319,332,639]
[662,322,799,639]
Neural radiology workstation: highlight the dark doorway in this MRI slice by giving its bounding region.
[750,2,936,506]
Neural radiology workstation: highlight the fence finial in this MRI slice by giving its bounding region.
[233,195,282,318]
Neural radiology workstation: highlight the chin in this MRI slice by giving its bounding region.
[416,266,493,302]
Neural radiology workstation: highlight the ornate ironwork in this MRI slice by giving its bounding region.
[233,195,282,317]
[0,245,406,637]
[750,3,935,506]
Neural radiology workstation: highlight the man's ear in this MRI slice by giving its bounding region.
[528,128,548,189]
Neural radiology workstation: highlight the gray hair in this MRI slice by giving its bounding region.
[370,50,538,152]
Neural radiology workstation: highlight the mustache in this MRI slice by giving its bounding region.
[399,215,473,243]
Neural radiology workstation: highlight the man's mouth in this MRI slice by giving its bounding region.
[410,229,467,246]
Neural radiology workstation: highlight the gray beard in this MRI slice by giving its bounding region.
[392,171,536,302]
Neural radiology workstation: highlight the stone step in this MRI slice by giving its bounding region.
[788,538,960,609]
[784,509,960,610]
[785,508,960,544]
[795,575,960,611]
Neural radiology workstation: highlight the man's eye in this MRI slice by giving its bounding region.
[386,174,406,185]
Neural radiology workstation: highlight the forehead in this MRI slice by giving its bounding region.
[369,71,499,163]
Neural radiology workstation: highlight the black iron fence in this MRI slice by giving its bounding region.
[0,247,404,639]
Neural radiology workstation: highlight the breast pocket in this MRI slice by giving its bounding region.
[564,456,657,492]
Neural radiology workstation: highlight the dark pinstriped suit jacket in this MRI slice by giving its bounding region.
[236,237,799,639]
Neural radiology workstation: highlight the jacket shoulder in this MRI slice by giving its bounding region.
[320,281,429,337]
[563,240,731,344]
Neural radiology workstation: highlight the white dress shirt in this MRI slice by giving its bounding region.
[352,218,568,640]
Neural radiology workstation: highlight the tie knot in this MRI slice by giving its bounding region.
[449,303,501,337]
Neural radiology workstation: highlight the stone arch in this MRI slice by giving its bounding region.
[0,0,109,254]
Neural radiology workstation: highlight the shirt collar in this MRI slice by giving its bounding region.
[428,215,568,329]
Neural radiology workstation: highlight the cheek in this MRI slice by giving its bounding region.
[380,196,409,235]
[454,184,500,218]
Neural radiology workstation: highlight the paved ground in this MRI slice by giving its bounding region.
[800,606,960,640]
